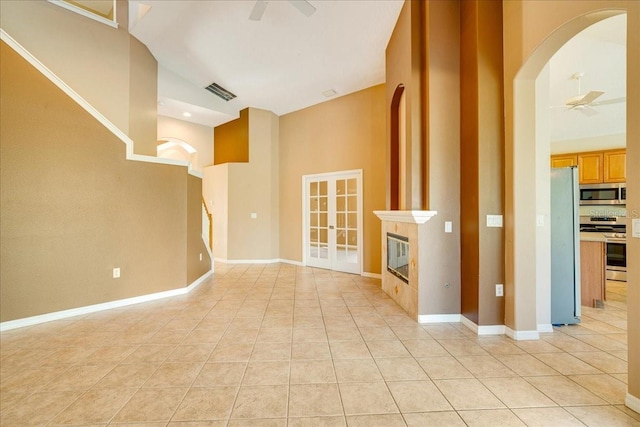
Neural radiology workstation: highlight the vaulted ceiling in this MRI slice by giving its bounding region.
[128,1,626,143]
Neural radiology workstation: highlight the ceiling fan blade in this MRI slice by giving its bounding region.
[591,96,626,106]
[288,0,316,17]
[249,0,268,21]
[580,90,605,105]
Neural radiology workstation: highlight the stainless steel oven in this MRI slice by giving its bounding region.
[605,239,627,282]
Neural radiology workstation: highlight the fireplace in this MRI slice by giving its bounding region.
[387,233,409,283]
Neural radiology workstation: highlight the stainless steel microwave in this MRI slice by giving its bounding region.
[579,183,626,205]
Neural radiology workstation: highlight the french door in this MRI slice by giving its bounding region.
[303,170,362,275]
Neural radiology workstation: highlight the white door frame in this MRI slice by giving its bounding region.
[302,169,363,275]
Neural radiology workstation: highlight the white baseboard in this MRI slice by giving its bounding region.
[537,323,554,333]
[505,326,540,341]
[214,258,303,266]
[278,259,304,266]
[418,314,461,324]
[459,316,506,335]
[626,393,640,414]
[0,270,213,332]
[362,272,382,279]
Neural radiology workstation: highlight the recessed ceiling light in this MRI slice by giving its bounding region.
[183,112,192,117]
[322,89,337,98]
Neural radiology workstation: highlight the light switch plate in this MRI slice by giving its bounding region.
[536,214,544,227]
[251,212,257,219]
[633,218,640,238]
[487,215,503,228]
[445,221,452,233]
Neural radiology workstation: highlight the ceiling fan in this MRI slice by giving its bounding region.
[249,0,316,21]
[555,72,625,116]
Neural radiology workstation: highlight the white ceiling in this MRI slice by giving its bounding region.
[128,2,626,140]
[129,0,404,127]
[548,14,626,142]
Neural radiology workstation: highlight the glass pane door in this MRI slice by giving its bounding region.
[304,171,361,274]
[307,179,331,269]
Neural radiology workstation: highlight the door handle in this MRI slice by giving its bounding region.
[329,225,335,229]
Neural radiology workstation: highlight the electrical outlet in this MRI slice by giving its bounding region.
[487,215,503,228]
[496,283,503,297]
[113,268,120,279]
[199,253,203,261]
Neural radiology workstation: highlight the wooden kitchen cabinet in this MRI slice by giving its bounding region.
[580,240,605,307]
[578,152,604,184]
[551,154,578,168]
[551,149,626,184]
[603,150,626,183]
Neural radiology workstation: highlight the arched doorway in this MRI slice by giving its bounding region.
[157,138,199,167]
[505,3,639,413]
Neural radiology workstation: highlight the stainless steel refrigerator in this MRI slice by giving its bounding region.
[550,166,581,325]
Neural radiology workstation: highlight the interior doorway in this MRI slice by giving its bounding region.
[303,170,363,275]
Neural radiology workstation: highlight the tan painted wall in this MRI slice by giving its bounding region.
[503,0,639,402]
[214,108,249,165]
[0,42,209,322]
[385,0,424,210]
[279,86,386,273]
[0,0,157,156]
[226,108,280,260]
[421,0,462,316]
[158,116,214,172]
[459,0,506,326]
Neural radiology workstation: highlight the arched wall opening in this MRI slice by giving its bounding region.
[390,84,405,210]
[507,4,639,409]
[157,137,199,167]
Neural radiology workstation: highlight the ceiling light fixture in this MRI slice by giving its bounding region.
[183,112,192,117]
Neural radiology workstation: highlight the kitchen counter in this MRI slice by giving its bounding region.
[580,232,607,243]
[580,232,627,243]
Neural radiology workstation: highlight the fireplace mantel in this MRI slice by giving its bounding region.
[374,210,437,224]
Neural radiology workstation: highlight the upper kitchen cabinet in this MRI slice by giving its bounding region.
[578,152,604,184]
[552,149,626,184]
[603,150,626,183]
[551,154,578,168]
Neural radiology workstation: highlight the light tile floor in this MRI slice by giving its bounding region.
[1,264,638,426]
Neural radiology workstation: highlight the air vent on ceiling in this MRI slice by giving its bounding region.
[204,82,236,101]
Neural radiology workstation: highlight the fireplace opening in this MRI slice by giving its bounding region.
[387,233,409,283]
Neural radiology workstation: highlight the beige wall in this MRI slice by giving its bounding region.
[158,116,214,172]
[385,0,424,210]
[0,0,157,156]
[421,0,462,316]
[551,133,626,154]
[210,108,279,261]
[227,109,280,260]
[459,0,505,326]
[279,86,386,273]
[503,0,639,403]
[0,41,209,322]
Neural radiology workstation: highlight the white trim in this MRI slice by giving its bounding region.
[505,326,540,341]
[625,393,640,414]
[0,30,201,179]
[362,272,382,279]
[279,259,304,267]
[0,270,213,332]
[418,314,461,324]
[213,258,303,266]
[479,325,506,335]
[47,0,119,29]
[537,324,554,333]
[460,315,478,333]
[374,210,438,224]
[302,170,363,275]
